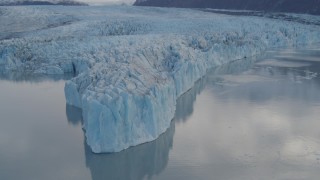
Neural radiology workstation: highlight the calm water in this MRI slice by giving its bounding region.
[1,46,320,180]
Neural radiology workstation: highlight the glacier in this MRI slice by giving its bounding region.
[1,5,320,153]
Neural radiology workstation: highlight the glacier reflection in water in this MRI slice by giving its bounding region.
[77,48,265,180]
[153,46,320,180]
[66,105,175,180]
[0,46,320,180]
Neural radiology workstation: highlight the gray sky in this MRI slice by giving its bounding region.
[79,0,135,5]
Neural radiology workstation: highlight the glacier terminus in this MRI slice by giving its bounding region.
[1,5,320,153]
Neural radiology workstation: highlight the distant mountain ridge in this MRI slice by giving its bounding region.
[134,0,320,15]
[0,0,87,6]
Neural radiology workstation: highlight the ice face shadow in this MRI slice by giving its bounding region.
[84,121,175,180]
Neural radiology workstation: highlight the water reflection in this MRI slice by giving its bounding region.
[155,46,320,180]
[66,103,175,180]
[174,77,206,123]
[66,105,83,126]
[0,70,73,82]
[0,80,89,180]
[209,48,320,103]
[62,51,271,180]
[175,53,262,123]
[85,123,174,180]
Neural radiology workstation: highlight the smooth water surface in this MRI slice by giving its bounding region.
[1,46,320,180]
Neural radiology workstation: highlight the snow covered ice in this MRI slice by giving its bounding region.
[1,6,320,153]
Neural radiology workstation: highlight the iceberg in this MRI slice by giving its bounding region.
[1,5,320,152]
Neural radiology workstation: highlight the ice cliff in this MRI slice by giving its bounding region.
[1,6,320,152]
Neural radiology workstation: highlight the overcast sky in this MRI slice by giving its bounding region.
[79,0,135,5]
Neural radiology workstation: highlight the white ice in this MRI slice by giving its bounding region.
[1,6,320,152]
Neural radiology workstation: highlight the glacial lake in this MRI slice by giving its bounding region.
[1,46,320,180]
